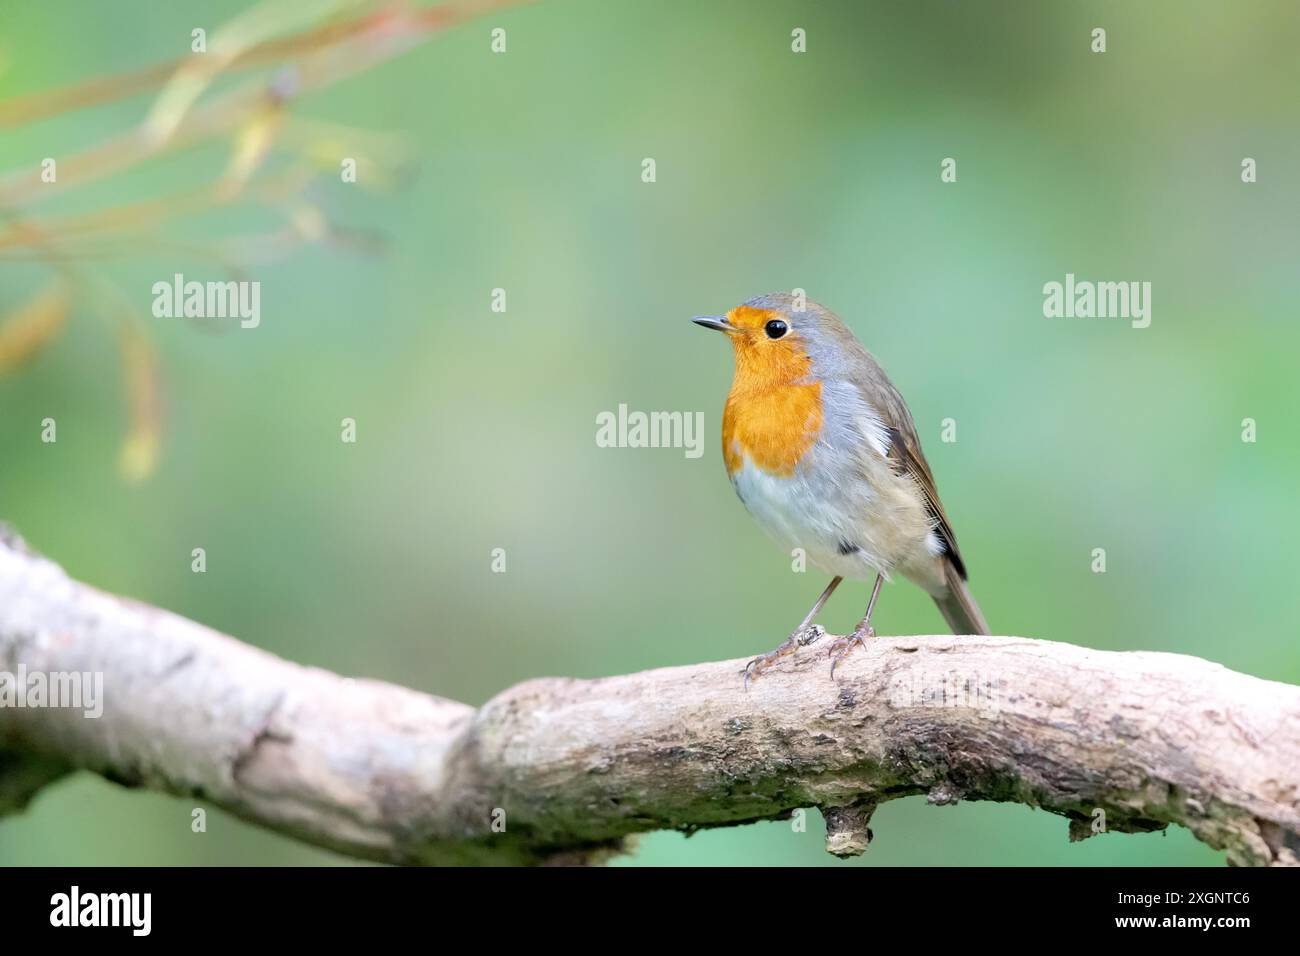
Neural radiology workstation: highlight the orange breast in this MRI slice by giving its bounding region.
[723,380,823,478]
[718,305,825,478]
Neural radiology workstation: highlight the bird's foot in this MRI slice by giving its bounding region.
[828,625,875,678]
[741,625,825,688]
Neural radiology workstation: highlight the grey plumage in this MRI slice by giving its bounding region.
[735,292,989,636]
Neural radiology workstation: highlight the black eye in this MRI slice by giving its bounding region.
[764,319,788,339]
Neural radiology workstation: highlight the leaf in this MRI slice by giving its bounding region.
[0,282,70,375]
[117,327,163,483]
[218,103,284,198]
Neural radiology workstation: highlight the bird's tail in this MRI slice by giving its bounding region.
[934,559,990,635]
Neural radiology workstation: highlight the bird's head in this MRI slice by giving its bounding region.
[693,292,852,387]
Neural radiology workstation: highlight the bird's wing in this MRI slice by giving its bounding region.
[854,363,968,580]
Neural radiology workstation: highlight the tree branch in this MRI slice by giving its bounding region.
[1,532,1297,866]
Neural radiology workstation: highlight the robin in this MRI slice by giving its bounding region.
[693,292,989,682]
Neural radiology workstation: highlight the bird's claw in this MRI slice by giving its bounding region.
[741,625,824,688]
[828,626,875,678]
[741,645,792,689]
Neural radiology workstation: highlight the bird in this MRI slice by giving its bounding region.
[692,292,989,682]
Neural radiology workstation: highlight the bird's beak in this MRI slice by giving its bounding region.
[692,315,732,333]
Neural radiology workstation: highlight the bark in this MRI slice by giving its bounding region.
[1,531,1297,866]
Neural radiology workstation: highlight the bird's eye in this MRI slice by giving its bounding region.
[764,319,788,339]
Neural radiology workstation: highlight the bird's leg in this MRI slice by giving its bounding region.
[829,573,884,677]
[742,576,843,686]
[788,575,842,647]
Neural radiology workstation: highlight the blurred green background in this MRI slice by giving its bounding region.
[1,0,1297,866]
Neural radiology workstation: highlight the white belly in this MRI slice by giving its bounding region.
[729,452,943,587]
